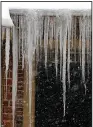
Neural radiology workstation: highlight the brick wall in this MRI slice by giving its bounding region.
[1,28,24,127]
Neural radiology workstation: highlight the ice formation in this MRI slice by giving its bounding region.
[8,9,91,127]
[12,26,18,127]
[5,27,10,98]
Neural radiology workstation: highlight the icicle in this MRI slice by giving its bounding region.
[71,17,74,50]
[12,25,18,127]
[74,17,76,63]
[24,18,28,96]
[35,16,40,63]
[18,16,21,60]
[5,27,10,98]
[89,16,91,69]
[21,16,24,69]
[62,16,68,117]
[59,23,63,80]
[81,15,86,94]
[79,17,82,66]
[67,18,71,88]
[28,22,32,127]
[39,17,43,47]
[85,16,89,76]
[27,17,35,127]
[49,17,54,49]
[44,16,49,69]
[39,17,44,59]
[55,17,59,77]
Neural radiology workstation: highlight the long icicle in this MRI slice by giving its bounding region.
[89,16,91,71]
[21,16,24,70]
[28,21,31,127]
[36,16,40,63]
[5,27,10,98]
[81,15,86,94]
[39,17,43,60]
[60,22,63,80]
[79,17,82,67]
[12,25,18,127]
[27,18,34,127]
[24,17,28,96]
[18,16,21,60]
[71,17,74,51]
[74,17,76,63]
[85,16,89,76]
[44,16,49,69]
[67,18,71,89]
[55,17,59,77]
[49,17,53,50]
[62,16,68,117]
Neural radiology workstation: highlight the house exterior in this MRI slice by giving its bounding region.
[1,9,92,127]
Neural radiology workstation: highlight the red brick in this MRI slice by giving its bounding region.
[8,70,12,78]
[3,106,12,113]
[7,93,12,99]
[3,113,12,120]
[7,79,12,85]
[3,100,8,106]
[4,120,12,127]
[7,86,12,93]
[2,41,24,126]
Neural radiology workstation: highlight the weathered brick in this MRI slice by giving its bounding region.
[7,93,12,99]
[17,85,23,90]
[17,93,23,99]
[4,120,12,127]
[2,38,24,127]
[18,69,23,74]
[3,100,8,106]
[9,64,12,70]
[16,111,23,115]
[3,106,12,113]
[16,115,23,122]
[18,73,24,77]
[7,86,12,93]
[17,82,23,85]
[16,108,23,112]
[18,77,24,82]
[3,113,12,120]
[16,103,23,108]
[8,70,12,78]
[7,79,12,85]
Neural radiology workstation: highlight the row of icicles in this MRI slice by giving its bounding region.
[1,10,91,127]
